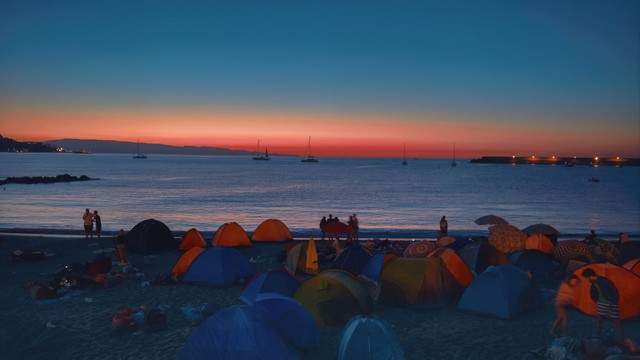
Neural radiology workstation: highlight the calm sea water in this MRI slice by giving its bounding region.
[1,153,638,239]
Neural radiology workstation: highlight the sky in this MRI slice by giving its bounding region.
[1,1,638,158]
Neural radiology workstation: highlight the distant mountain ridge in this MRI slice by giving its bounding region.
[46,139,255,156]
[1,134,56,152]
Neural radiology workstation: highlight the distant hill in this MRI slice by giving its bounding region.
[46,139,255,156]
[1,134,57,152]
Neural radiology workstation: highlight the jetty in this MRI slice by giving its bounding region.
[0,174,97,185]
[470,156,640,166]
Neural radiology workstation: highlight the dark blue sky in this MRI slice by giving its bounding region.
[1,1,639,156]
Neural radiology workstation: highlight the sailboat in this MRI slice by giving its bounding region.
[402,144,408,166]
[301,136,318,163]
[451,143,457,167]
[252,140,270,161]
[132,139,147,159]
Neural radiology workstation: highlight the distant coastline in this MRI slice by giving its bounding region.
[470,156,640,166]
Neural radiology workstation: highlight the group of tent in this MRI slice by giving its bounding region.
[124,218,639,359]
[123,218,294,255]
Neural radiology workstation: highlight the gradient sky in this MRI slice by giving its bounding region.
[1,1,638,158]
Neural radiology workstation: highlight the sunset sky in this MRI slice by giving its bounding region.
[1,1,638,158]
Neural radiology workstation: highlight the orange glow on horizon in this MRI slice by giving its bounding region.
[1,106,639,158]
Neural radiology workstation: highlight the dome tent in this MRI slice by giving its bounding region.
[127,218,177,254]
[179,305,300,360]
[180,228,206,250]
[251,219,293,242]
[182,247,255,286]
[212,222,251,247]
[457,265,543,320]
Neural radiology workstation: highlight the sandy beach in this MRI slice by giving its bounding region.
[1,233,639,360]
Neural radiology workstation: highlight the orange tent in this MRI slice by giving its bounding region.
[570,263,640,320]
[525,234,554,255]
[623,258,640,277]
[251,219,293,242]
[212,222,251,247]
[172,247,205,277]
[428,248,474,287]
[180,228,207,250]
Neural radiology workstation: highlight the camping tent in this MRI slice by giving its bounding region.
[240,269,302,304]
[294,270,373,327]
[182,247,255,286]
[525,234,554,255]
[337,315,404,360]
[623,258,640,277]
[359,253,397,284]
[172,247,205,277]
[127,218,177,254]
[179,305,300,360]
[457,265,543,320]
[378,256,465,308]
[457,242,511,274]
[508,250,555,279]
[285,241,319,276]
[212,222,251,247]
[331,244,372,276]
[251,219,293,242]
[427,247,474,287]
[180,228,207,250]
[570,263,640,320]
[254,293,320,351]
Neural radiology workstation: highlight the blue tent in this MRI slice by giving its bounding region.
[457,265,543,320]
[254,293,320,351]
[457,241,511,274]
[359,253,388,283]
[127,218,177,254]
[331,244,372,276]
[240,269,302,304]
[509,250,555,279]
[182,247,255,286]
[179,305,300,360]
[337,315,404,360]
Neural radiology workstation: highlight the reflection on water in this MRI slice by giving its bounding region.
[0,153,638,238]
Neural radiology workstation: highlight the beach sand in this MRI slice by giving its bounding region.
[1,234,638,360]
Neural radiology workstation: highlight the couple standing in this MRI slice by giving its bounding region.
[82,208,102,238]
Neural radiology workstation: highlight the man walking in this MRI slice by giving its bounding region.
[581,268,625,338]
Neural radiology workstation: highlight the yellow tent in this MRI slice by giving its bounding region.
[295,270,373,327]
[286,239,318,275]
[306,237,318,275]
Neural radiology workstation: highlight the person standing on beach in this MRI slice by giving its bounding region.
[439,216,448,238]
[83,208,94,239]
[550,274,579,337]
[93,210,102,238]
[115,229,128,264]
[320,216,327,241]
[581,268,625,339]
[348,213,359,242]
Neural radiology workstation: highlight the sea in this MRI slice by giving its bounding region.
[1,152,639,240]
